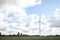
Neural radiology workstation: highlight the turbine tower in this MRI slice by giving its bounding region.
[35,16,46,36]
[39,16,41,35]
[34,16,41,35]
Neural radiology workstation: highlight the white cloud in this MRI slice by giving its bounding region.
[16,0,41,8]
[0,21,9,32]
[0,0,41,8]
[49,9,60,27]
[0,12,5,21]
[46,9,60,35]
[0,0,42,35]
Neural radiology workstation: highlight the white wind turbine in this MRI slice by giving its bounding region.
[25,16,47,35]
[34,16,47,36]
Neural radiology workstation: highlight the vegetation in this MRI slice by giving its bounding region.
[0,32,60,40]
[0,36,60,40]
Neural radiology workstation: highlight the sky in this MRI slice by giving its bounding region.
[0,0,60,36]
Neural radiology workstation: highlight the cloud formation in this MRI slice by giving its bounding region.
[49,9,60,27]
[46,9,60,35]
[0,0,41,35]
[0,0,41,8]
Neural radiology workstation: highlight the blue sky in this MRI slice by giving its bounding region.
[26,0,60,18]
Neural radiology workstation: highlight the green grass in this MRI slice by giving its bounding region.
[0,36,60,40]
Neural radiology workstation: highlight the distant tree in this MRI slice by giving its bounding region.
[13,34,16,36]
[0,32,1,36]
[55,35,60,37]
[20,33,22,36]
[17,32,20,36]
[9,34,11,36]
[2,34,5,36]
[23,34,28,36]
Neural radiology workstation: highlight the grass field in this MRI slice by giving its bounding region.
[0,36,60,40]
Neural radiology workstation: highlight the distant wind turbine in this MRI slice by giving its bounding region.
[35,16,46,36]
[25,16,47,35]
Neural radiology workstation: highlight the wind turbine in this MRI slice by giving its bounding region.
[35,16,46,36]
[36,16,42,35]
[25,16,47,35]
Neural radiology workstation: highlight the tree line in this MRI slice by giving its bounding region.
[0,32,60,37]
[0,32,29,37]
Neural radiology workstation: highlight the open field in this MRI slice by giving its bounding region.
[0,36,60,40]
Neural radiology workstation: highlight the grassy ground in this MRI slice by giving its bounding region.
[0,36,60,40]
